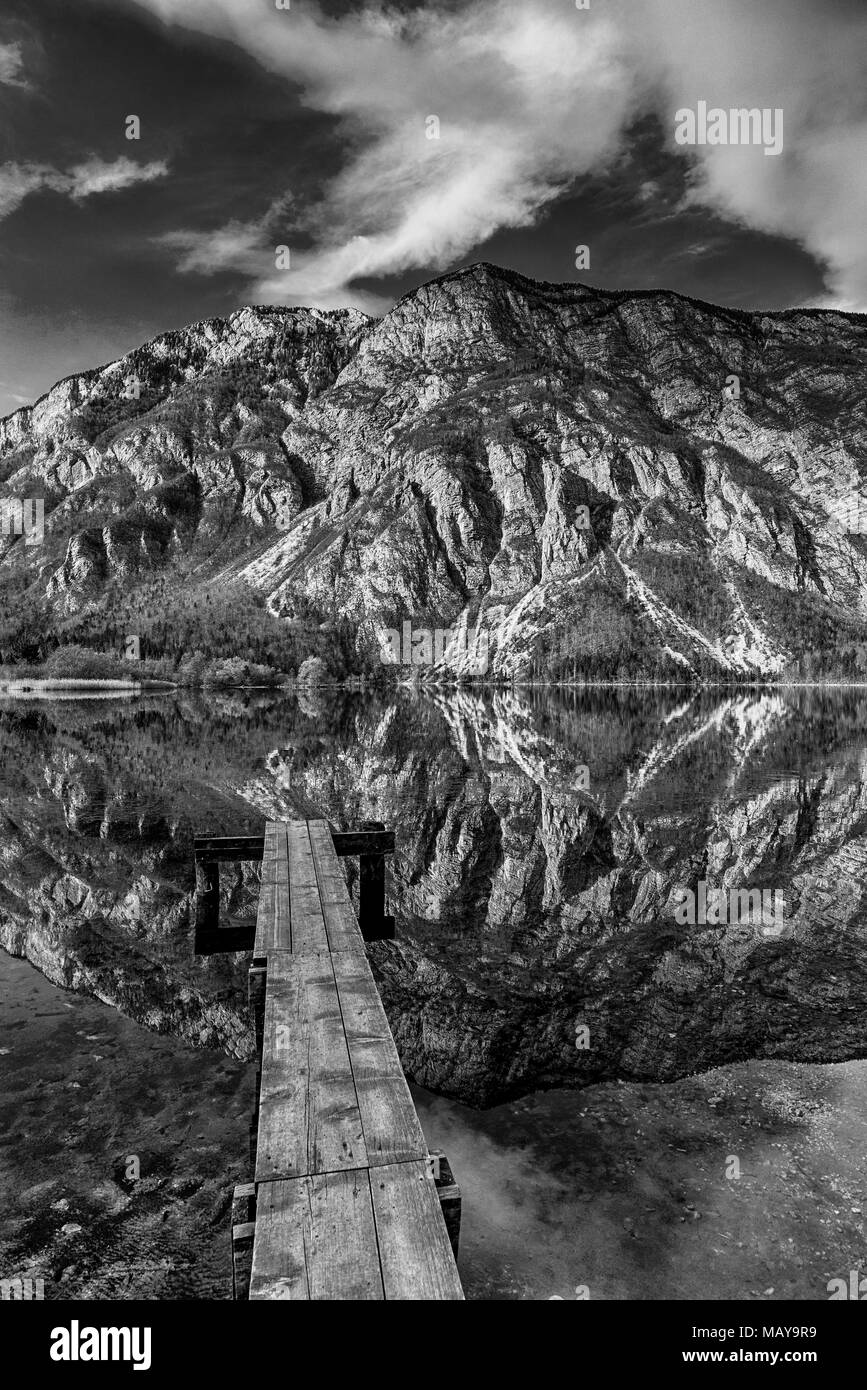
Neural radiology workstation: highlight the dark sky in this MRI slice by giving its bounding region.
[1,0,863,416]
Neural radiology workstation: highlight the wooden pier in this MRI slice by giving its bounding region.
[194,820,464,1301]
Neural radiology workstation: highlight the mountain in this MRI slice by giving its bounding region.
[2,263,867,680]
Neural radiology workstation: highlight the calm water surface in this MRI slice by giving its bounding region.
[2,686,866,1298]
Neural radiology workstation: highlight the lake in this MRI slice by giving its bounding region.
[1,686,866,1299]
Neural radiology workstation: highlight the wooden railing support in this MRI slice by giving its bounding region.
[194,825,396,948]
[231,1182,257,1300]
[193,829,395,863]
[248,962,267,1054]
[429,1150,462,1260]
[359,819,395,941]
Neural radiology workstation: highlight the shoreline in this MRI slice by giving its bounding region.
[0,678,173,697]
[4,675,867,696]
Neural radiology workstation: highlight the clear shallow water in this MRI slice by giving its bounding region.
[2,685,867,1297]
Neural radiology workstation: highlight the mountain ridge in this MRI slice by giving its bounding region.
[2,261,867,681]
[9,259,866,432]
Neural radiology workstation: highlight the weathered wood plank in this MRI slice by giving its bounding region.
[331,829,395,857]
[287,821,330,954]
[194,828,394,860]
[194,835,264,862]
[250,1172,384,1301]
[330,950,428,1167]
[370,1159,465,1300]
[308,819,367,955]
[232,1182,257,1226]
[253,821,285,957]
[255,952,366,1183]
[273,822,291,952]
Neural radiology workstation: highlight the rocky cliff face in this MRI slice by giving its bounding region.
[2,263,867,676]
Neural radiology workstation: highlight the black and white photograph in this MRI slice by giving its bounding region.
[1,0,866,1356]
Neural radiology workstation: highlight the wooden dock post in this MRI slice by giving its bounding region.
[429,1150,462,1259]
[248,961,267,1055]
[193,857,220,950]
[231,1183,257,1301]
[193,840,256,955]
[359,819,395,941]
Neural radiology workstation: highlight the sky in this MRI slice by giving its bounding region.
[0,0,865,417]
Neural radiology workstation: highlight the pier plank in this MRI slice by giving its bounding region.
[370,1159,465,1301]
[308,819,367,955]
[249,1171,383,1301]
[287,821,330,954]
[253,822,288,957]
[273,823,290,951]
[255,952,366,1183]
[331,949,428,1166]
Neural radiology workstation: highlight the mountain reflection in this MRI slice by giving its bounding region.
[1,686,866,1105]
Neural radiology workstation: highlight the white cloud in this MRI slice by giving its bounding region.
[0,41,27,88]
[130,0,867,311]
[137,0,642,310]
[159,217,276,276]
[65,156,169,200]
[0,163,48,219]
[618,0,867,309]
[0,156,169,221]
